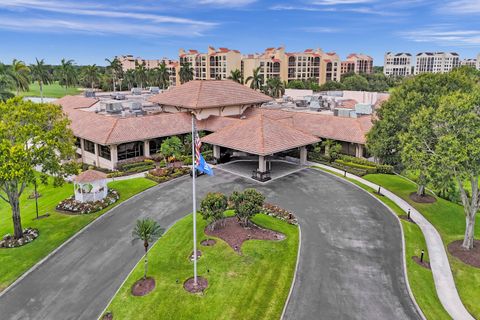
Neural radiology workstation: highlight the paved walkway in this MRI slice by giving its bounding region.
[0,169,422,320]
[311,162,475,320]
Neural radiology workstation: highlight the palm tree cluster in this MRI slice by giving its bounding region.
[244,66,285,98]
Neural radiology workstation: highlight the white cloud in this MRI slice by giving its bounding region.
[311,0,374,5]
[400,26,480,45]
[301,27,342,33]
[270,4,396,16]
[197,0,256,6]
[439,0,480,14]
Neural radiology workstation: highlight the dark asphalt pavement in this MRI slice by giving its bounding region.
[0,169,421,320]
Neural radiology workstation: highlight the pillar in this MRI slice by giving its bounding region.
[300,146,307,165]
[110,144,118,169]
[94,143,99,167]
[355,144,364,158]
[258,155,266,172]
[213,145,221,160]
[144,140,150,157]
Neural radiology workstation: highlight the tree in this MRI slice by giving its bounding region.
[342,74,370,91]
[179,62,194,84]
[228,69,243,84]
[105,57,123,92]
[318,80,344,91]
[132,218,164,280]
[83,64,99,89]
[124,69,135,90]
[404,90,480,250]
[266,77,285,98]
[200,192,228,230]
[286,80,306,89]
[322,139,342,161]
[0,98,76,239]
[229,189,265,226]
[245,66,263,90]
[160,136,183,162]
[30,58,52,103]
[0,63,15,101]
[9,59,30,95]
[156,61,170,89]
[58,59,77,94]
[134,61,147,89]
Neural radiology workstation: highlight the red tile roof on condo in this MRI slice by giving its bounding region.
[74,169,107,183]
[149,80,272,109]
[201,114,320,156]
[304,49,313,52]
[53,96,98,109]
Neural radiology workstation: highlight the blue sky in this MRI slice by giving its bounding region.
[0,0,479,66]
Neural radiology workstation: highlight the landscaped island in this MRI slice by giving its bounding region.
[103,211,299,320]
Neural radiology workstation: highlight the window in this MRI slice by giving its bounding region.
[84,139,95,154]
[75,137,81,148]
[118,141,144,161]
[99,145,111,160]
[149,138,164,155]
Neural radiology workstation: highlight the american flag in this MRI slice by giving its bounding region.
[195,131,201,167]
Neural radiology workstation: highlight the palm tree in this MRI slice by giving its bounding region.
[266,77,285,98]
[132,218,164,280]
[0,63,15,101]
[58,58,78,94]
[134,61,147,89]
[105,57,123,92]
[179,62,194,84]
[124,69,135,90]
[228,69,243,84]
[9,59,30,95]
[83,64,99,90]
[245,66,263,90]
[30,58,52,103]
[157,61,170,89]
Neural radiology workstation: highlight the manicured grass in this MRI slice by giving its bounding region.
[363,174,480,318]
[19,81,82,98]
[0,177,157,291]
[105,212,299,320]
[313,167,450,319]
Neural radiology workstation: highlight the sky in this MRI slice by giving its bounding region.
[0,0,479,66]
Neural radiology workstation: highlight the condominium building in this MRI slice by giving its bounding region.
[477,54,480,70]
[383,52,412,76]
[241,47,341,87]
[460,58,477,68]
[178,47,242,84]
[116,55,179,87]
[341,54,373,75]
[415,52,460,74]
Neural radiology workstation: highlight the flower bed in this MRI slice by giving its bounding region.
[0,228,39,248]
[145,167,190,183]
[56,189,120,214]
[262,203,298,225]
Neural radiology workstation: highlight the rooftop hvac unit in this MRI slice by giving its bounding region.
[149,87,160,94]
[111,93,126,100]
[131,88,142,95]
[105,101,123,114]
[355,103,373,115]
[84,90,95,98]
[124,101,142,111]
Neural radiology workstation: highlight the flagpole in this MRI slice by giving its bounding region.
[191,113,198,286]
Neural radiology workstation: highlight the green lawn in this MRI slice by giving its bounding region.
[0,177,157,291]
[364,174,480,319]
[313,167,450,319]
[19,81,82,98]
[105,212,299,320]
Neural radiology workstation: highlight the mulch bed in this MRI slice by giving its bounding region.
[183,276,208,293]
[102,312,113,320]
[204,217,285,253]
[200,239,216,246]
[409,192,436,203]
[189,250,202,261]
[448,240,480,268]
[399,215,416,224]
[131,277,156,296]
[412,256,431,269]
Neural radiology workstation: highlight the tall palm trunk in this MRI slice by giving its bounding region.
[144,241,149,280]
[39,81,44,103]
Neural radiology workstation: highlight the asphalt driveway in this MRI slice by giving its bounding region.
[0,169,421,320]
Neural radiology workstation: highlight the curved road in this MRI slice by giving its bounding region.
[0,169,421,320]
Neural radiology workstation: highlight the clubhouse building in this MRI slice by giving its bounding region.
[55,80,374,178]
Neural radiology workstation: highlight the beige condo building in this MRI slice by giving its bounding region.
[341,54,373,75]
[116,55,179,87]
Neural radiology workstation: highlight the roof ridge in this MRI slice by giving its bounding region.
[104,117,120,145]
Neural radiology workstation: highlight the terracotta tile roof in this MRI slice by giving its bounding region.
[245,108,372,144]
[53,96,98,110]
[74,170,107,183]
[202,114,320,156]
[149,80,272,109]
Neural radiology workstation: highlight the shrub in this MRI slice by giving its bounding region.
[200,192,228,230]
[229,188,265,226]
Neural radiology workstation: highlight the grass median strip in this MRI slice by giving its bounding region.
[104,212,299,320]
[0,177,157,291]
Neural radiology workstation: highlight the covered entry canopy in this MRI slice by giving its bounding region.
[202,114,320,181]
